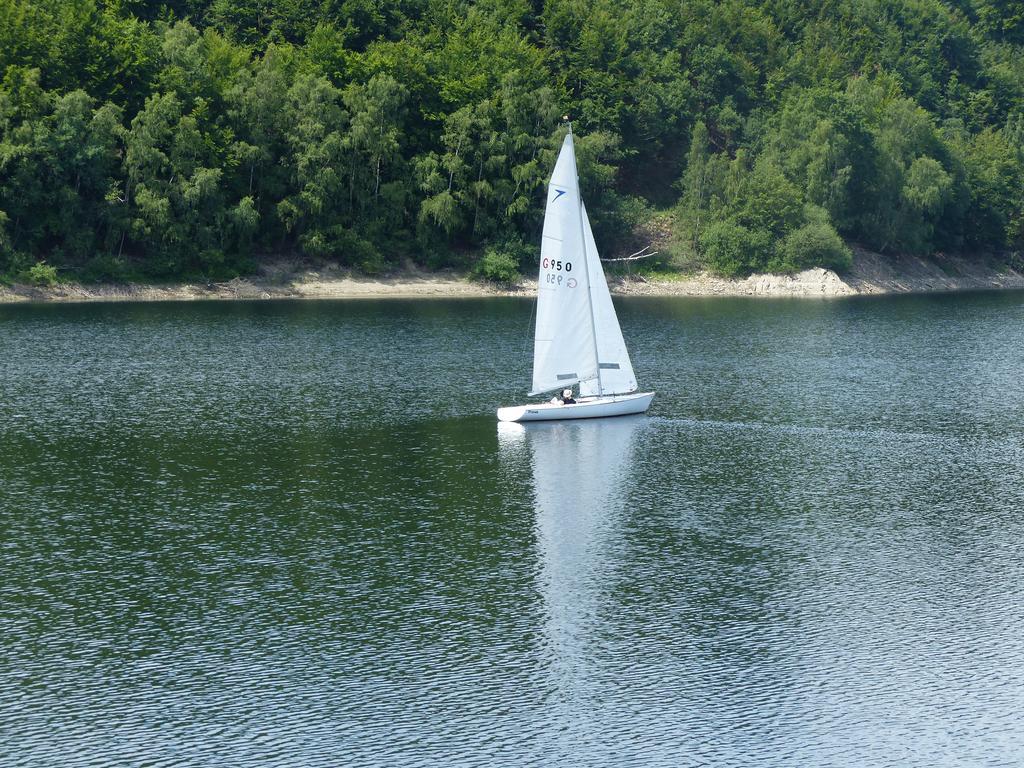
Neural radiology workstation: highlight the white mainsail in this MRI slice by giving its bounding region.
[530,131,636,397]
[530,133,599,396]
[579,203,638,397]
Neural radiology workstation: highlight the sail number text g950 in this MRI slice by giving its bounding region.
[543,258,572,286]
[542,259,572,272]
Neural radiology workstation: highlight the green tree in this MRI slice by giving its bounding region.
[775,221,852,273]
[699,218,771,277]
[678,122,712,251]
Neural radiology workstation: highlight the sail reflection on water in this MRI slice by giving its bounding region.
[498,416,644,681]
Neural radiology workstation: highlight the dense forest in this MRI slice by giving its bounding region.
[1,0,1023,283]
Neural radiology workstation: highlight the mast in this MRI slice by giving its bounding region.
[567,122,604,397]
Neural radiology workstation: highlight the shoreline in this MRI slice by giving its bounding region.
[3,249,1022,304]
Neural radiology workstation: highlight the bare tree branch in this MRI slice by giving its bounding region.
[601,244,659,262]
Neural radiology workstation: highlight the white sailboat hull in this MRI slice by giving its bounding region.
[497,392,654,423]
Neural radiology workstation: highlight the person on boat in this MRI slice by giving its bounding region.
[561,388,576,405]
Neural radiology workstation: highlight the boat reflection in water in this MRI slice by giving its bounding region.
[497,416,644,695]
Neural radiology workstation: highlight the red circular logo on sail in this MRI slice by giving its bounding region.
[567,278,577,288]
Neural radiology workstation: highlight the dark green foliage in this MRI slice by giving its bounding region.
[1,0,1024,282]
[775,222,853,273]
[472,246,523,284]
[26,260,58,285]
[699,219,772,277]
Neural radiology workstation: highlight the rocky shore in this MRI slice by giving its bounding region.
[3,249,1022,304]
[611,248,1024,297]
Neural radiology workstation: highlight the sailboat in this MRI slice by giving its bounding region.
[496,128,655,423]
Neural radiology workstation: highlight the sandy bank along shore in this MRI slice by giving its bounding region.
[0,269,515,304]
[2,249,1022,304]
[611,248,1024,297]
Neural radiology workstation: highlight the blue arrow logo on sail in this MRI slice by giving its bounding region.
[552,188,566,202]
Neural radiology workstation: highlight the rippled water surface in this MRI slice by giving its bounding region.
[2,293,1024,767]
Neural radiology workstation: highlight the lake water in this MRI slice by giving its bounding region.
[2,293,1023,767]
